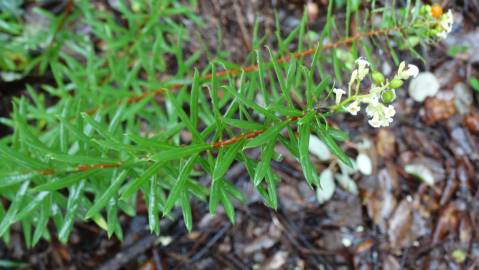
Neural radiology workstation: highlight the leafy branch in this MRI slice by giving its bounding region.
[0,0,448,246]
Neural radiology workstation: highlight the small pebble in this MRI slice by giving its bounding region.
[408,72,440,102]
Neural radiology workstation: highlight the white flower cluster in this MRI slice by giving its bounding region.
[363,96,396,128]
[436,10,453,39]
[333,58,419,128]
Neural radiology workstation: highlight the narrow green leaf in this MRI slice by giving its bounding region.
[60,118,91,143]
[82,112,120,143]
[470,78,479,92]
[128,133,177,151]
[223,181,246,203]
[212,140,244,182]
[220,191,235,224]
[244,120,288,149]
[22,220,32,248]
[328,128,349,141]
[59,180,85,243]
[265,169,278,210]
[86,170,129,218]
[34,170,97,192]
[190,69,200,129]
[148,175,160,234]
[298,122,318,185]
[209,179,221,214]
[108,102,126,133]
[163,156,196,215]
[256,50,268,100]
[268,103,303,117]
[0,144,46,170]
[223,85,277,120]
[47,152,117,165]
[0,172,36,188]
[313,76,331,99]
[0,260,29,268]
[32,194,51,246]
[15,191,49,221]
[224,118,264,131]
[121,163,162,200]
[151,144,210,162]
[315,119,353,167]
[253,140,276,186]
[0,181,29,237]
[180,192,192,232]
[106,198,122,239]
[266,47,294,107]
[165,91,203,142]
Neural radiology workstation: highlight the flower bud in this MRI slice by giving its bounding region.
[430,28,441,36]
[381,90,396,104]
[390,79,403,89]
[420,5,431,15]
[431,4,443,18]
[371,71,385,85]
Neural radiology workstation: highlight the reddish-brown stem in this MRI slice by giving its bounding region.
[211,129,264,148]
[28,27,400,177]
[76,163,122,171]
[31,115,302,176]
[82,27,398,116]
[32,162,122,176]
[211,115,302,148]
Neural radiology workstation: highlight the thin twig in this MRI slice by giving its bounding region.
[190,224,231,262]
[95,211,180,270]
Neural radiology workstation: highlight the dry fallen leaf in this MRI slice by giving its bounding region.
[383,255,400,270]
[423,96,456,125]
[354,239,374,254]
[432,202,459,244]
[376,129,396,158]
[405,163,435,185]
[463,111,479,134]
[388,199,413,250]
[366,167,398,232]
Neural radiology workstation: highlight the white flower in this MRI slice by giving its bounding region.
[369,86,382,95]
[368,114,382,128]
[360,95,376,104]
[349,69,358,87]
[436,10,453,39]
[380,115,393,127]
[365,99,381,117]
[355,57,370,69]
[365,102,395,128]
[384,105,396,118]
[357,67,370,81]
[436,31,448,39]
[346,101,360,115]
[351,57,370,82]
[397,61,419,79]
[442,10,453,28]
[333,88,346,104]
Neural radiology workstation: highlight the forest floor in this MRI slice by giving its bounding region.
[1,0,479,269]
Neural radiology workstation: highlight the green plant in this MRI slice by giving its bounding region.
[0,1,452,246]
[471,77,479,93]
